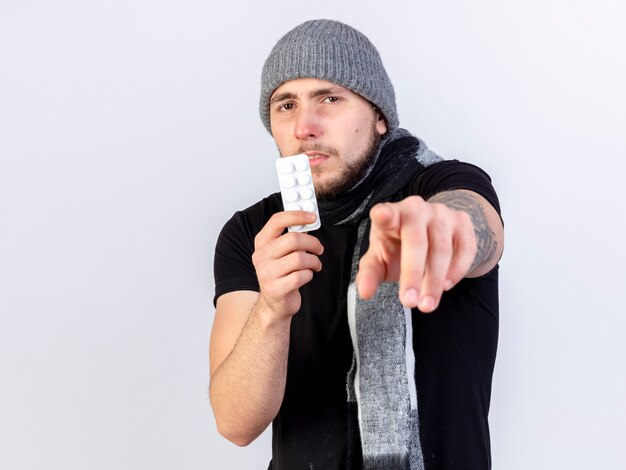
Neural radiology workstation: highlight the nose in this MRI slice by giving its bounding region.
[293,106,322,141]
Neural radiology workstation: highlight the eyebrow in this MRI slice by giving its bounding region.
[270,87,347,104]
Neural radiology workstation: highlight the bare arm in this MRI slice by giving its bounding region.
[209,211,323,446]
[209,291,291,446]
[428,189,503,278]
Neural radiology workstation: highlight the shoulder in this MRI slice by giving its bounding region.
[408,160,501,216]
[213,193,282,306]
[215,192,283,267]
[411,159,494,192]
[219,192,283,242]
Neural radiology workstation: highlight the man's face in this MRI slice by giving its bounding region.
[269,78,388,199]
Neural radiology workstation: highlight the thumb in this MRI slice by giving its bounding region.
[356,204,398,299]
[356,252,385,300]
[369,203,400,234]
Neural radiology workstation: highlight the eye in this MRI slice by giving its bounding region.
[323,96,340,103]
[277,102,295,112]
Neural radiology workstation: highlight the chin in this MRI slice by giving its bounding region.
[315,183,349,201]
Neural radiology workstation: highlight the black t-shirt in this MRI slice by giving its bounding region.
[214,160,501,470]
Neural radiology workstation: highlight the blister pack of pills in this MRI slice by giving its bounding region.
[275,154,321,232]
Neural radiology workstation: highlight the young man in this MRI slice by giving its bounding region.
[210,19,504,470]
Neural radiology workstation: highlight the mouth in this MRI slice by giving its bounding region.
[304,151,330,166]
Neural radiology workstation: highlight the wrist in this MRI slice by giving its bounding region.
[252,296,293,332]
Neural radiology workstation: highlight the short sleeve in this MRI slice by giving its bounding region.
[213,211,260,306]
[409,160,502,220]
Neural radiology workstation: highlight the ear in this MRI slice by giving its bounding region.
[376,112,388,135]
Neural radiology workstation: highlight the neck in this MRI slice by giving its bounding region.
[317,128,423,225]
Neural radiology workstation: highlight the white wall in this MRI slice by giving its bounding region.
[1,1,624,468]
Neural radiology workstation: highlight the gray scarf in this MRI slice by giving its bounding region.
[318,128,442,469]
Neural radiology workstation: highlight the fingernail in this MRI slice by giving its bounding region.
[306,212,317,221]
[403,289,419,307]
[420,296,435,311]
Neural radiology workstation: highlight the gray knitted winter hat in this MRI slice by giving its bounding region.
[259,19,398,134]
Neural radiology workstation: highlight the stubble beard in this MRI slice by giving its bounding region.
[302,126,382,201]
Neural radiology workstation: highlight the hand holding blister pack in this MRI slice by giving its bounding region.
[275,154,321,232]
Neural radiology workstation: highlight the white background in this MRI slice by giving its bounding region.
[1,1,625,469]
